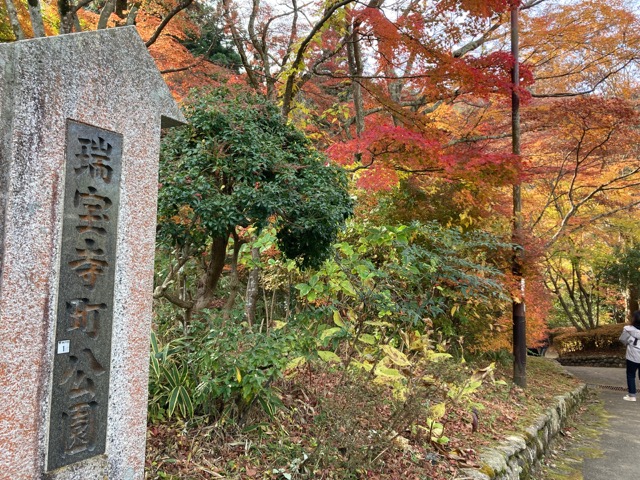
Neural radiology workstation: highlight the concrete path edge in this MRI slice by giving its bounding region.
[459,383,588,480]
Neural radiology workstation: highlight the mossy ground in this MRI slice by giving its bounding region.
[530,391,607,480]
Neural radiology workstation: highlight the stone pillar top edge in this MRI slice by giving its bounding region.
[0,26,186,128]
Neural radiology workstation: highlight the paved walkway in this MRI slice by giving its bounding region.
[560,365,640,480]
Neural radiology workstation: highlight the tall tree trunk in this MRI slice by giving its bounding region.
[58,0,90,34]
[284,273,292,320]
[511,5,526,388]
[27,0,46,37]
[73,13,81,32]
[58,0,71,33]
[248,0,277,99]
[244,246,261,327]
[3,0,24,40]
[222,0,261,91]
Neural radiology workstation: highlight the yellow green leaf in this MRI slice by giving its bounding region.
[374,365,403,378]
[425,419,444,437]
[317,350,341,363]
[350,360,373,372]
[273,320,287,330]
[235,367,242,383]
[426,352,453,362]
[358,334,376,345]
[285,356,306,372]
[320,327,342,342]
[381,345,411,367]
[364,321,394,328]
[422,375,437,384]
[429,402,446,420]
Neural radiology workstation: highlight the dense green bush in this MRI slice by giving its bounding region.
[158,87,352,270]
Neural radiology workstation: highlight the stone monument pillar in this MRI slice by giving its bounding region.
[0,27,185,479]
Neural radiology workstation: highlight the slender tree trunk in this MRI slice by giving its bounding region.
[244,246,261,326]
[73,13,81,32]
[58,0,91,34]
[222,0,261,91]
[222,234,243,323]
[248,0,277,99]
[284,274,292,320]
[27,0,46,37]
[193,236,229,311]
[183,307,192,336]
[3,0,24,40]
[269,289,276,324]
[126,1,141,25]
[262,286,270,327]
[346,23,364,136]
[626,284,639,320]
[97,0,116,29]
[511,5,526,388]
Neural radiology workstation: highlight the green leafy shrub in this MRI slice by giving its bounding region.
[293,221,509,354]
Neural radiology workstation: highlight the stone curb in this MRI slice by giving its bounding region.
[459,382,588,480]
[556,355,625,368]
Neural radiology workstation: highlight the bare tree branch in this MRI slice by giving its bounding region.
[222,0,262,90]
[145,0,194,48]
[126,1,141,25]
[281,0,358,117]
[532,60,636,98]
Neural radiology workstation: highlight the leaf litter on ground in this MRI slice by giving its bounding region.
[145,356,581,479]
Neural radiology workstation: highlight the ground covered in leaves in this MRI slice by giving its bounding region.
[145,357,580,479]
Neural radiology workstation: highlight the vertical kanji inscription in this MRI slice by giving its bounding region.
[47,121,122,472]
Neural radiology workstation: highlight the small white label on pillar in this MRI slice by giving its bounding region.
[57,340,70,354]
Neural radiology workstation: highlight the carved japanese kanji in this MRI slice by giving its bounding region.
[48,121,122,471]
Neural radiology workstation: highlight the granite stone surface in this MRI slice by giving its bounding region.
[0,27,184,479]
